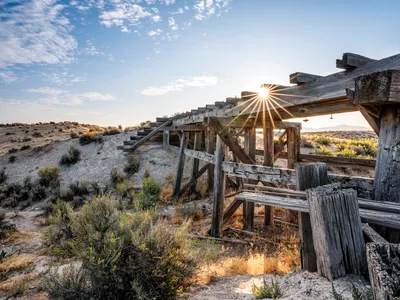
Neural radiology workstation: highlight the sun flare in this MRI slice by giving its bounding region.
[258,87,270,100]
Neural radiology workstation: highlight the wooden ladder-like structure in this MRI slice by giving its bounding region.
[117,117,172,152]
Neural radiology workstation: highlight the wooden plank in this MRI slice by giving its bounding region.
[172,163,209,202]
[173,53,400,126]
[290,72,322,85]
[173,133,189,198]
[287,128,298,169]
[128,120,172,151]
[362,224,388,243]
[219,117,301,130]
[236,192,308,212]
[206,104,216,109]
[211,136,227,237]
[163,130,169,149]
[244,127,256,230]
[263,125,274,227]
[337,52,376,70]
[190,132,202,195]
[307,185,366,281]
[163,125,206,132]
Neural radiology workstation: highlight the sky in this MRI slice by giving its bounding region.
[1,0,400,128]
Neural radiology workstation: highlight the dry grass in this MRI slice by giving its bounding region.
[0,273,37,292]
[1,230,34,245]
[0,253,37,273]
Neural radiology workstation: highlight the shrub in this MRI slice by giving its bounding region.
[8,148,18,154]
[252,279,280,299]
[22,137,31,142]
[314,135,331,146]
[103,127,122,136]
[176,202,205,221]
[43,196,213,299]
[70,132,79,139]
[38,166,60,186]
[8,156,16,163]
[337,143,348,151]
[124,156,140,175]
[32,132,43,138]
[110,168,125,186]
[136,177,161,209]
[301,140,314,148]
[314,146,334,156]
[337,149,358,158]
[0,169,6,185]
[352,145,366,156]
[79,133,103,145]
[20,145,30,151]
[60,145,81,165]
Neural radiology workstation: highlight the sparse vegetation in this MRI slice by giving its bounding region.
[314,135,332,146]
[70,132,79,139]
[337,149,358,158]
[124,156,140,175]
[79,132,103,145]
[103,126,122,136]
[38,166,60,186]
[8,148,18,154]
[136,177,161,208]
[0,169,6,185]
[32,132,43,138]
[110,168,125,185]
[20,145,30,151]
[44,196,212,299]
[252,278,280,299]
[60,145,81,165]
[314,146,334,156]
[8,156,16,163]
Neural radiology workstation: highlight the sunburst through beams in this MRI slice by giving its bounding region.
[224,83,309,133]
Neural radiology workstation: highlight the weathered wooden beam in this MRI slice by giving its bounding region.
[307,185,366,281]
[163,125,206,132]
[208,117,254,164]
[190,132,202,195]
[163,130,169,150]
[206,129,216,194]
[211,136,227,237]
[156,117,170,123]
[126,120,172,152]
[296,163,328,273]
[263,124,274,227]
[287,127,298,169]
[219,117,301,130]
[362,224,388,244]
[173,132,189,198]
[290,72,322,85]
[214,101,227,108]
[206,104,216,110]
[366,243,400,300]
[243,127,256,230]
[336,52,376,70]
[355,70,400,105]
[172,163,209,203]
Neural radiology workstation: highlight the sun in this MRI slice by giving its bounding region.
[258,86,270,100]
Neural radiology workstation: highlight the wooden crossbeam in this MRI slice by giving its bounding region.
[128,120,172,151]
[163,125,205,132]
[290,72,322,85]
[336,52,376,70]
[172,163,209,202]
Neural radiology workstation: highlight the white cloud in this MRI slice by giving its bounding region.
[138,75,219,96]
[148,29,163,36]
[26,87,116,105]
[0,0,77,69]
[99,3,152,30]
[81,40,104,56]
[0,71,17,83]
[168,17,178,30]
[41,71,86,85]
[194,0,231,20]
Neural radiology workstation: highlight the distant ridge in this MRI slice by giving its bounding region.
[302,124,372,132]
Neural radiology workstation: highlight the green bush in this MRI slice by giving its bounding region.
[124,156,140,175]
[314,146,334,157]
[60,145,81,165]
[79,133,103,145]
[337,149,358,158]
[314,135,331,146]
[38,166,60,186]
[252,278,280,299]
[136,177,161,209]
[110,168,125,186]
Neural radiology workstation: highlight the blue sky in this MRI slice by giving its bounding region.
[1,0,400,127]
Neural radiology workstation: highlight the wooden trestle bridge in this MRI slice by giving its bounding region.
[119,52,400,299]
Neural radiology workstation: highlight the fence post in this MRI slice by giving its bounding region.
[307,185,366,281]
[296,163,328,272]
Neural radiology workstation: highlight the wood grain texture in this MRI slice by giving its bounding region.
[243,127,256,230]
[366,243,400,300]
[307,185,366,281]
[206,129,216,194]
[190,132,202,195]
[173,132,188,198]
[211,136,227,237]
[374,104,400,202]
[362,224,388,243]
[336,52,376,70]
[290,72,322,84]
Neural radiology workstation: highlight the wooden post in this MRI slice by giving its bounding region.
[296,163,328,272]
[211,135,227,237]
[243,127,256,230]
[307,185,366,281]
[173,132,189,198]
[190,132,202,195]
[374,105,400,202]
[263,125,274,227]
[366,243,400,300]
[163,130,169,150]
[287,127,299,169]
[206,129,216,195]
